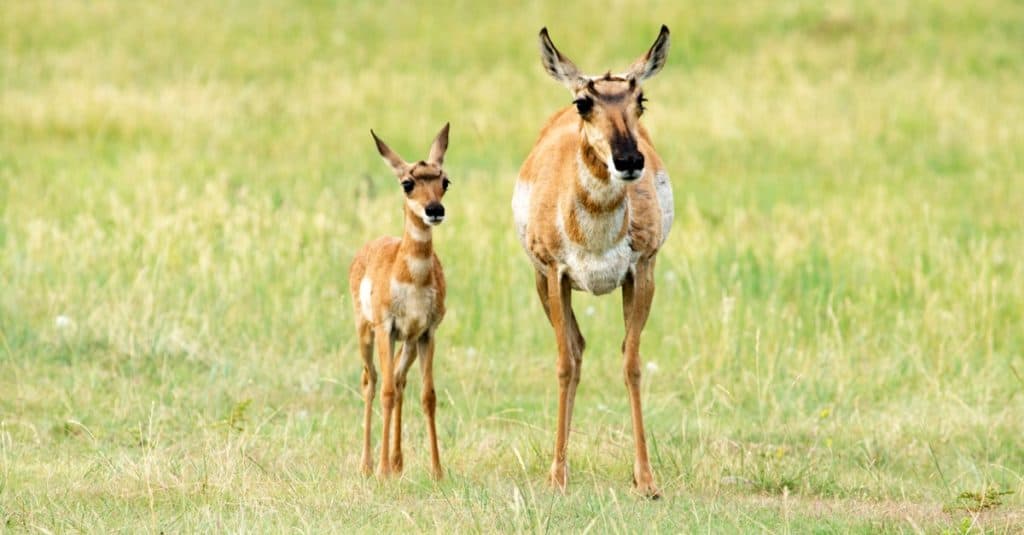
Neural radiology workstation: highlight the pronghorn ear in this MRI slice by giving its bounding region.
[370,129,408,177]
[427,122,450,166]
[538,27,583,89]
[627,25,670,82]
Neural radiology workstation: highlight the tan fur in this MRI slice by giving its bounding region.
[513,26,673,497]
[518,108,667,266]
[348,124,451,480]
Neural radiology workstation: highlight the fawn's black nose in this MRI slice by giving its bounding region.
[613,152,645,175]
[425,202,445,219]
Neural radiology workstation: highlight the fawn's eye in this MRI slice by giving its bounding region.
[401,180,414,194]
[573,97,593,115]
[442,178,450,191]
[637,94,648,115]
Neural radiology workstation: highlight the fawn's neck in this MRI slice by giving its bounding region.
[397,206,435,285]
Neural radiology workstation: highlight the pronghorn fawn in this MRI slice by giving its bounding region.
[349,124,451,480]
[512,26,673,497]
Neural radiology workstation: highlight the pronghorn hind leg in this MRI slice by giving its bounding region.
[534,270,553,324]
[390,341,418,474]
[357,320,376,477]
[418,333,443,479]
[622,260,660,498]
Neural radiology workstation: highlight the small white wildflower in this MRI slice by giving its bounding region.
[665,270,677,281]
[646,361,660,373]
[584,306,596,316]
[721,295,735,324]
[466,347,478,358]
[55,315,74,330]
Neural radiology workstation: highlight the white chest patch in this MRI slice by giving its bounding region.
[562,237,634,295]
[389,279,436,338]
[359,277,373,322]
[557,188,635,295]
[406,255,433,280]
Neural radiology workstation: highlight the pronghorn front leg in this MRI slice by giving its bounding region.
[390,341,418,474]
[375,325,397,478]
[622,259,660,498]
[545,267,576,491]
[536,272,587,449]
[417,332,443,480]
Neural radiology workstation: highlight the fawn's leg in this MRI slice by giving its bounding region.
[418,332,443,479]
[390,341,418,473]
[375,325,396,478]
[357,320,376,477]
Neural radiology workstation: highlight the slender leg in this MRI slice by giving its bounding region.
[375,325,396,478]
[545,267,576,491]
[390,341,418,473]
[622,260,660,498]
[357,321,376,477]
[418,333,443,479]
[540,272,587,437]
[534,271,553,323]
[563,303,585,446]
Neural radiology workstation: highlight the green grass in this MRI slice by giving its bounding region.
[3,0,1024,532]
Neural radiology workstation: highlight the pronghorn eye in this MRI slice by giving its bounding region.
[442,178,450,191]
[401,180,414,194]
[637,94,648,114]
[573,97,593,115]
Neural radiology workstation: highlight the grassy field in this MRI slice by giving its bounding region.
[3,0,1024,532]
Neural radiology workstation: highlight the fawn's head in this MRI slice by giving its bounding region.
[539,26,670,182]
[371,123,451,226]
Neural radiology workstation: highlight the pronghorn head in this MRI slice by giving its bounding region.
[370,123,451,226]
[539,26,670,182]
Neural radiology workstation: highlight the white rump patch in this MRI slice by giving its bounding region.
[654,169,674,244]
[359,277,373,321]
[511,180,532,244]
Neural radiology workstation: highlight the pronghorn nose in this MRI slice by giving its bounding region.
[425,202,445,219]
[613,152,645,174]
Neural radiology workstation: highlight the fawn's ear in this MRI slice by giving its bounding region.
[370,129,409,177]
[427,123,450,166]
[626,25,670,82]
[539,28,584,90]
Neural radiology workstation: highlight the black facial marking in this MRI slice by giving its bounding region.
[574,96,593,115]
[610,129,644,174]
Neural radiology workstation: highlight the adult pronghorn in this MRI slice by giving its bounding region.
[349,124,451,480]
[512,26,673,497]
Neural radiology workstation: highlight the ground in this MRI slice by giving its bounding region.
[2,1,1023,532]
